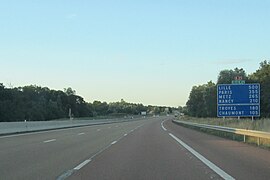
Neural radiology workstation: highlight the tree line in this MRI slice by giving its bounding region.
[0,85,173,122]
[185,60,270,118]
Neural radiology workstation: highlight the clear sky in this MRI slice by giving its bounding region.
[1,0,269,107]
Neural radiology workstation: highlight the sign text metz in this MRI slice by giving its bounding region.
[217,84,260,117]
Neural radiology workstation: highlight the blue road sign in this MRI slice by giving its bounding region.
[217,84,260,117]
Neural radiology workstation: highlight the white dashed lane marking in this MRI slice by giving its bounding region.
[111,141,117,145]
[74,160,91,170]
[43,139,56,143]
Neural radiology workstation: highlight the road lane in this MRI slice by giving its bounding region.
[2,117,269,180]
[168,133,234,180]
[0,117,154,180]
[70,118,270,180]
[165,120,270,180]
[69,118,221,180]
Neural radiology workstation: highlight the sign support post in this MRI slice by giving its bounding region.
[69,108,72,120]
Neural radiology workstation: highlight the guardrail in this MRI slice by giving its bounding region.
[0,116,149,136]
[173,120,270,146]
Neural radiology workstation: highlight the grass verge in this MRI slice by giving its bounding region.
[174,117,270,149]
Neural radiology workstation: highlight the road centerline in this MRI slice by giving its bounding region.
[74,159,91,170]
[111,141,117,145]
[56,123,142,179]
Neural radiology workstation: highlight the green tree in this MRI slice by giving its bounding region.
[249,60,270,117]
[217,68,247,84]
[64,87,76,96]
[186,81,216,117]
[0,84,94,121]
[0,83,174,121]
[93,101,109,116]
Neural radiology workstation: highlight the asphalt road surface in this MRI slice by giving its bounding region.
[1,116,270,180]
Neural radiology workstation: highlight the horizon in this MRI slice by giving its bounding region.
[0,62,263,108]
[1,1,269,107]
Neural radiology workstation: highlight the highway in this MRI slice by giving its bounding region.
[0,117,270,180]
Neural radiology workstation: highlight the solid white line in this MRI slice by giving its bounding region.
[161,121,167,131]
[74,159,91,170]
[111,141,117,145]
[43,139,56,143]
[78,132,85,135]
[169,133,235,180]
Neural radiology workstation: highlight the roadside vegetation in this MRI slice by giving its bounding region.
[181,60,270,118]
[0,85,174,122]
[176,61,270,148]
[176,61,270,132]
